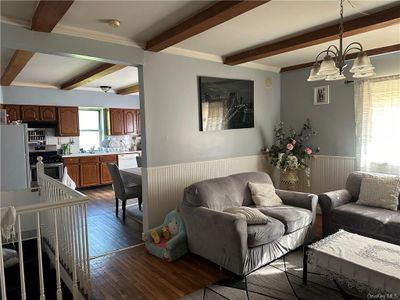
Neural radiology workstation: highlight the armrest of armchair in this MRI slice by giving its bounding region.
[181,206,248,272]
[318,189,352,237]
[275,189,318,218]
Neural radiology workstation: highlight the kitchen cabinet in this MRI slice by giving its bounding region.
[39,106,56,121]
[3,105,21,122]
[20,105,40,121]
[123,109,136,134]
[109,108,124,135]
[58,107,79,137]
[80,156,100,187]
[100,155,117,184]
[135,110,141,135]
[63,157,80,188]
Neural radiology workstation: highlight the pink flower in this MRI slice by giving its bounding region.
[305,147,312,155]
[287,143,294,151]
[292,140,296,145]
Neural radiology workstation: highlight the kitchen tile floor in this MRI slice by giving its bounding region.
[81,185,143,258]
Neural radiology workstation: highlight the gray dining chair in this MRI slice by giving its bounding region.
[107,163,142,222]
[136,155,142,167]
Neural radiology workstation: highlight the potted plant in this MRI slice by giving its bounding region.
[267,119,320,190]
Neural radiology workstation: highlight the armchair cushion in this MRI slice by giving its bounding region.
[258,205,312,233]
[247,217,285,248]
[224,206,269,224]
[332,203,398,237]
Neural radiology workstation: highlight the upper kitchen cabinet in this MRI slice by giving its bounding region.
[136,110,141,136]
[123,109,136,134]
[108,108,124,135]
[2,105,21,122]
[39,106,56,122]
[20,105,40,121]
[57,107,80,137]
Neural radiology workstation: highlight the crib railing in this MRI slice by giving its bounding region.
[0,158,91,300]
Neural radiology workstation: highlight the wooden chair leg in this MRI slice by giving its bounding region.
[115,197,119,217]
[122,200,127,222]
[139,197,142,211]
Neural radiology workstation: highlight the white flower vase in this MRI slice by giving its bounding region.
[280,168,299,191]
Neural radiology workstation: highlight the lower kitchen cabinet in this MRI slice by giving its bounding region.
[64,164,80,188]
[100,155,117,184]
[64,155,117,188]
[80,157,100,187]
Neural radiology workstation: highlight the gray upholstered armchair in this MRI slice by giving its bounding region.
[319,171,400,245]
[179,172,318,276]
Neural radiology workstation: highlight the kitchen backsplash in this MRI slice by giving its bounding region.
[44,128,138,154]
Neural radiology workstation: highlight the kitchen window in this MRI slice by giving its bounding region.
[79,108,104,150]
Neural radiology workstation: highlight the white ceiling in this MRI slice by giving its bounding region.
[0,0,399,74]
[11,52,139,93]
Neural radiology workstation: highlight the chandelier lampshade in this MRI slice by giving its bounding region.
[317,55,339,76]
[349,52,375,73]
[307,0,375,82]
[307,63,326,81]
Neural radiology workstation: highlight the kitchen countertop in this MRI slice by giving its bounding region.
[62,151,141,158]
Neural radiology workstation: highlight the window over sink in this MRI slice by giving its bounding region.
[79,108,104,150]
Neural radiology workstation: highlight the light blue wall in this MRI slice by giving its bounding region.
[281,52,400,157]
[142,51,280,167]
[0,85,140,108]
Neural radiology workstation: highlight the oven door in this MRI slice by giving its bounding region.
[31,163,64,184]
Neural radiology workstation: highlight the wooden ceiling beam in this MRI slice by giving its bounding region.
[1,1,74,85]
[224,5,400,65]
[116,84,140,95]
[1,50,35,86]
[31,0,74,32]
[146,0,269,52]
[60,64,126,90]
[280,44,400,73]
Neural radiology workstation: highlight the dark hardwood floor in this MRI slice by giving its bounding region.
[89,214,324,300]
[80,185,143,258]
[90,244,228,300]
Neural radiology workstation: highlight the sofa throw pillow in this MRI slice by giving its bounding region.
[248,182,283,207]
[356,174,400,211]
[224,207,269,225]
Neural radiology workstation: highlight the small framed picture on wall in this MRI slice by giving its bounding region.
[313,85,329,105]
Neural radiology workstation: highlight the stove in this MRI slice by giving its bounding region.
[29,145,63,184]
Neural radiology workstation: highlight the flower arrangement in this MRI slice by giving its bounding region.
[267,119,320,171]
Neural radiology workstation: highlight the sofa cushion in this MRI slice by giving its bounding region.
[230,172,273,206]
[247,216,285,248]
[258,205,312,233]
[224,207,269,225]
[248,182,282,207]
[332,203,398,236]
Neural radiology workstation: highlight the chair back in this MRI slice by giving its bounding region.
[107,163,125,198]
[136,156,143,167]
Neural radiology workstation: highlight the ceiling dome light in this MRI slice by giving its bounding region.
[108,19,121,28]
[100,86,112,93]
[317,55,339,76]
[307,63,326,81]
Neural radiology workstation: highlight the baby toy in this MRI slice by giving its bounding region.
[144,210,188,261]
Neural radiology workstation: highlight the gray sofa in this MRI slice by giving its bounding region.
[319,171,400,245]
[179,172,318,276]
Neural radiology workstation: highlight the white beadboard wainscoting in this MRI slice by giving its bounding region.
[142,154,356,230]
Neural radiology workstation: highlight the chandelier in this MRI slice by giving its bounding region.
[307,0,375,81]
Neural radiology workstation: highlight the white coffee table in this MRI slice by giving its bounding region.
[303,230,400,295]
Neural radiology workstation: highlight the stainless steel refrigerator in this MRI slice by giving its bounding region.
[0,124,31,190]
